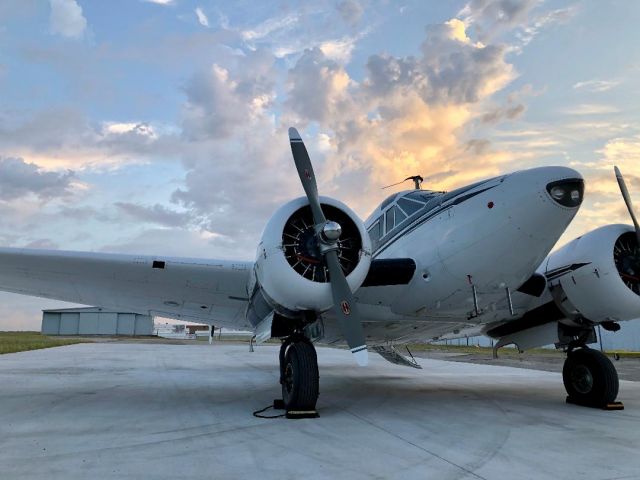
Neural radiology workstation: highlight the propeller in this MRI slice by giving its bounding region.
[614,166,640,245]
[288,127,368,366]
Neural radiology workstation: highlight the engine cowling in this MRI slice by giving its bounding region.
[546,224,640,323]
[254,196,372,315]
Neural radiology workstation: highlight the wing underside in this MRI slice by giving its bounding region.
[0,248,253,328]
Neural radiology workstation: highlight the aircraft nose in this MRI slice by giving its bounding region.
[434,165,584,295]
[496,165,584,245]
[511,166,584,209]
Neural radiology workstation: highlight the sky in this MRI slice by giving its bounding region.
[1,0,640,329]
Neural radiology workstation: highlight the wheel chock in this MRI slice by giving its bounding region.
[273,399,319,419]
[566,396,624,410]
[285,410,319,419]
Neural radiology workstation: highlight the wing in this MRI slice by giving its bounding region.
[0,247,253,327]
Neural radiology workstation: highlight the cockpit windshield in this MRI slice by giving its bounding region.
[405,190,442,203]
[380,193,400,210]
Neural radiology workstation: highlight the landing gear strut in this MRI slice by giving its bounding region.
[563,347,621,409]
[278,337,319,417]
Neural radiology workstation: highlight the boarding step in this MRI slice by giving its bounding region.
[372,345,422,369]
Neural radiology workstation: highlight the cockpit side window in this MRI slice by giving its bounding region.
[368,217,383,243]
[385,208,394,235]
[382,205,409,237]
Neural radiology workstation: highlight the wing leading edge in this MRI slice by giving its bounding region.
[0,247,253,327]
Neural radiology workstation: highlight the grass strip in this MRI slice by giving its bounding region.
[0,331,85,355]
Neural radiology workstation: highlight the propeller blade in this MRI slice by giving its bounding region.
[614,166,640,245]
[325,250,368,366]
[288,127,368,366]
[289,127,326,226]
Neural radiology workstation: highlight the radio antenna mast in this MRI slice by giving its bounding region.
[382,175,424,190]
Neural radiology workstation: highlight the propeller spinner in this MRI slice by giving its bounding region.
[288,127,368,366]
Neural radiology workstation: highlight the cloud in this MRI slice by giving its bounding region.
[279,15,517,214]
[465,138,492,155]
[319,36,358,63]
[561,104,620,115]
[460,1,577,48]
[573,79,621,93]
[141,0,174,5]
[241,13,300,42]
[195,7,209,27]
[8,0,570,267]
[114,202,193,228]
[516,6,577,47]
[23,238,60,249]
[0,157,75,200]
[482,103,525,123]
[285,48,352,123]
[362,20,514,105]
[171,3,534,236]
[181,50,276,140]
[49,0,87,39]
[337,0,364,26]
[598,135,640,173]
[98,228,241,259]
[459,0,539,41]
[0,109,180,169]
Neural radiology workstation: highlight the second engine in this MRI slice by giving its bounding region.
[546,224,640,325]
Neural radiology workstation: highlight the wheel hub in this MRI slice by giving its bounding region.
[283,363,294,396]
[571,364,594,394]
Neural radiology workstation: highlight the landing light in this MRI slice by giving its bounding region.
[550,186,565,200]
[546,178,584,208]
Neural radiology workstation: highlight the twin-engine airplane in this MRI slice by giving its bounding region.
[1,128,638,413]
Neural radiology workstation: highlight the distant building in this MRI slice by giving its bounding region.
[186,324,210,335]
[41,307,153,336]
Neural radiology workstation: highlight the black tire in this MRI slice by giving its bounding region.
[563,348,619,406]
[281,341,319,411]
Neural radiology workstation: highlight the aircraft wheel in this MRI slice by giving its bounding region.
[563,348,619,407]
[281,341,319,411]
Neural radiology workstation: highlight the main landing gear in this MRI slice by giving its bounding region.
[277,336,320,418]
[562,347,622,409]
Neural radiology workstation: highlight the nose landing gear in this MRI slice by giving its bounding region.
[563,347,623,410]
[277,337,320,418]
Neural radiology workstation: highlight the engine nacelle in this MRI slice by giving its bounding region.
[546,224,640,324]
[253,196,372,316]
